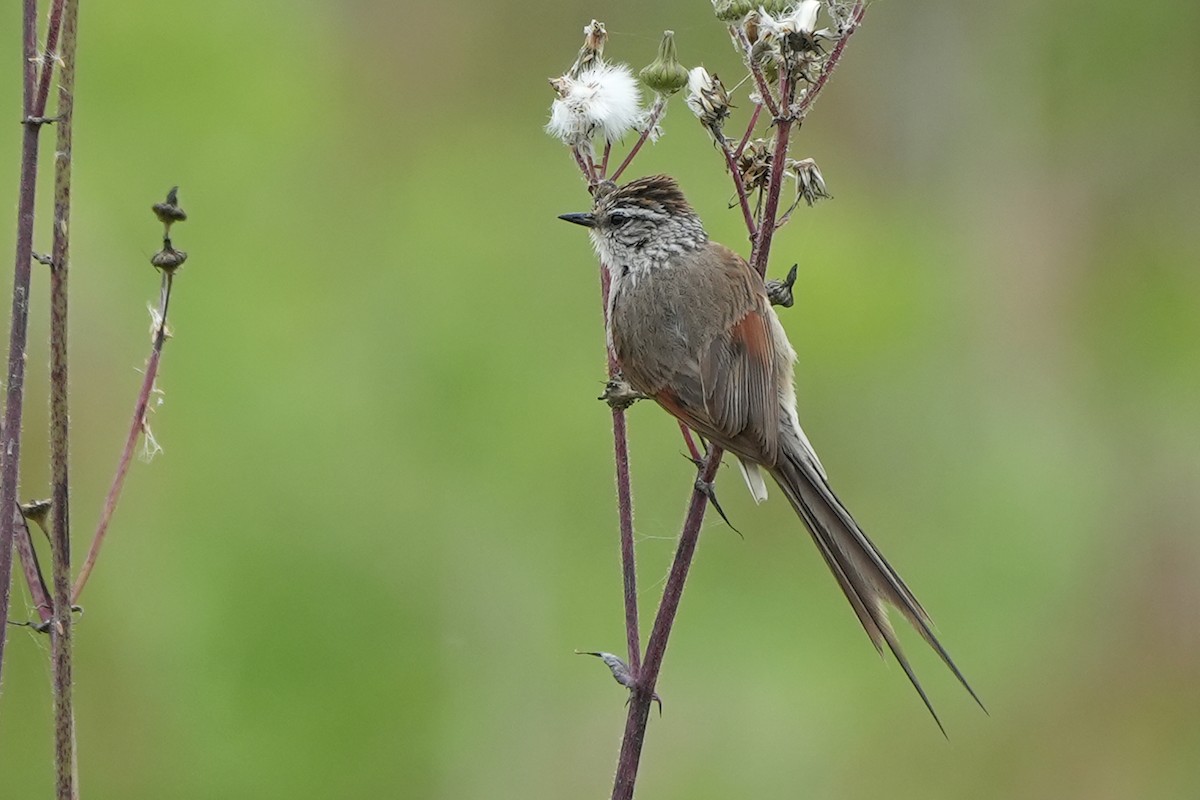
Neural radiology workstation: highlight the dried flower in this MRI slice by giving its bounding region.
[639,31,689,95]
[790,157,830,205]
[152,186,187,225]
[151,243,188,273]
[738,138,773,191]
[684,67,730,135]
[569,19,608,78]
[547,62,644,148]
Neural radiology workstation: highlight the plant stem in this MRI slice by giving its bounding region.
[49,0,80,795]
[734,103,761,160]
[33,0,67,119]
[796,2,865,125]
[72,272,173,605]
[748,72,796,278]
[0,0,47,693]
[611,96,665,183]
[611,448,722,800]
[12,505,52,626]
[599,266,641,674]
[734,27,781,120]
[719,138,757,241]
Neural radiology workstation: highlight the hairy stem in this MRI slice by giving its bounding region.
[12,505,52,626]
[72,272,173,605]
[49,0,81,795]
[735,27,781,120]
[33,0,67,119]
[796,2,865,124]
[599,266,641,674]
[719,138,758,242]
[748,71,797,278]
[0,0,47,692]
[611,96,665,183]
[611,449,722,800]
[734,103,761,161]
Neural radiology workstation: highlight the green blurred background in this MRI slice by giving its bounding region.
[1,1,1198,797]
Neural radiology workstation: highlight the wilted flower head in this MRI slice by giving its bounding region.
[569,19,608,78]
[790,157,830,205]
[684,67,730,135]
[547,62,644,148]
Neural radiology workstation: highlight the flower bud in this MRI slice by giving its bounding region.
[151,244,188,273]
[712,0,754,23]
[639,31,689,95]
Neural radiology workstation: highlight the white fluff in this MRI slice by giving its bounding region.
[546,62,644,147]
[759,0,821,38]
[684,67,714,119]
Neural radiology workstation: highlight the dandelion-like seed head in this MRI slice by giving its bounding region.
[547,62,645,149]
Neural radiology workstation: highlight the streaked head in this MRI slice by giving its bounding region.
[559,174,707,267]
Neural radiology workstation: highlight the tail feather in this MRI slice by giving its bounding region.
[769,446,985,726]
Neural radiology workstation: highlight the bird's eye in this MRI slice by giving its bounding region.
[608,212,630,227]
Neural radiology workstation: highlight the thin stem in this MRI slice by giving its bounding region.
[611,448,723,800]
[748,72,797,278]
[599,140,612,180]
[12,505,52,626]
[49,1,81,795]
[33,0,67,119]
[734,103,761,161]
[719,138,758,240]
[796,2,865,125]
[572,146,597,185]
[734,27,780,119]
[611,96,665,183]
[0,0,46,691]
[600,265,641,674]
[72,272,173,605]
[677,421,702,463]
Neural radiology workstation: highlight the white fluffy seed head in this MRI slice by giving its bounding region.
[546,62,644,147]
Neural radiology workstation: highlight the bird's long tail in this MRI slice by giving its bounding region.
[768,445,984,731]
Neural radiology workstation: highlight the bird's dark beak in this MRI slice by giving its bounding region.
[558,212,596,228]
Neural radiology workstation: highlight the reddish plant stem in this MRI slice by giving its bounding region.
[611,96,665,182]
[734,27,780,119]
[599,140,612,179]
[719,138,758,241]
[600,265,641,674]
[72,273,173,604]
[49,1,81,795]
[677,421,702,463]
[572,146,597,184]
[12,506,52,626]
[611,448,722,800]
[734,103,761,160]
[33,0,67,119]
[0,0,46,687]
[796,2,865,124]
[748,71,796,278]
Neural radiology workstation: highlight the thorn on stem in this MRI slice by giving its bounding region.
[576,650,663,715]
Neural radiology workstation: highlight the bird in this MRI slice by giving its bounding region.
[559,174,983,730]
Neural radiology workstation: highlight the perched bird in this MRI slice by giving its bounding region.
[560,174,982,729]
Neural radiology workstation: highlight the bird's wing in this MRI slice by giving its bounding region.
[651,246,784,467]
